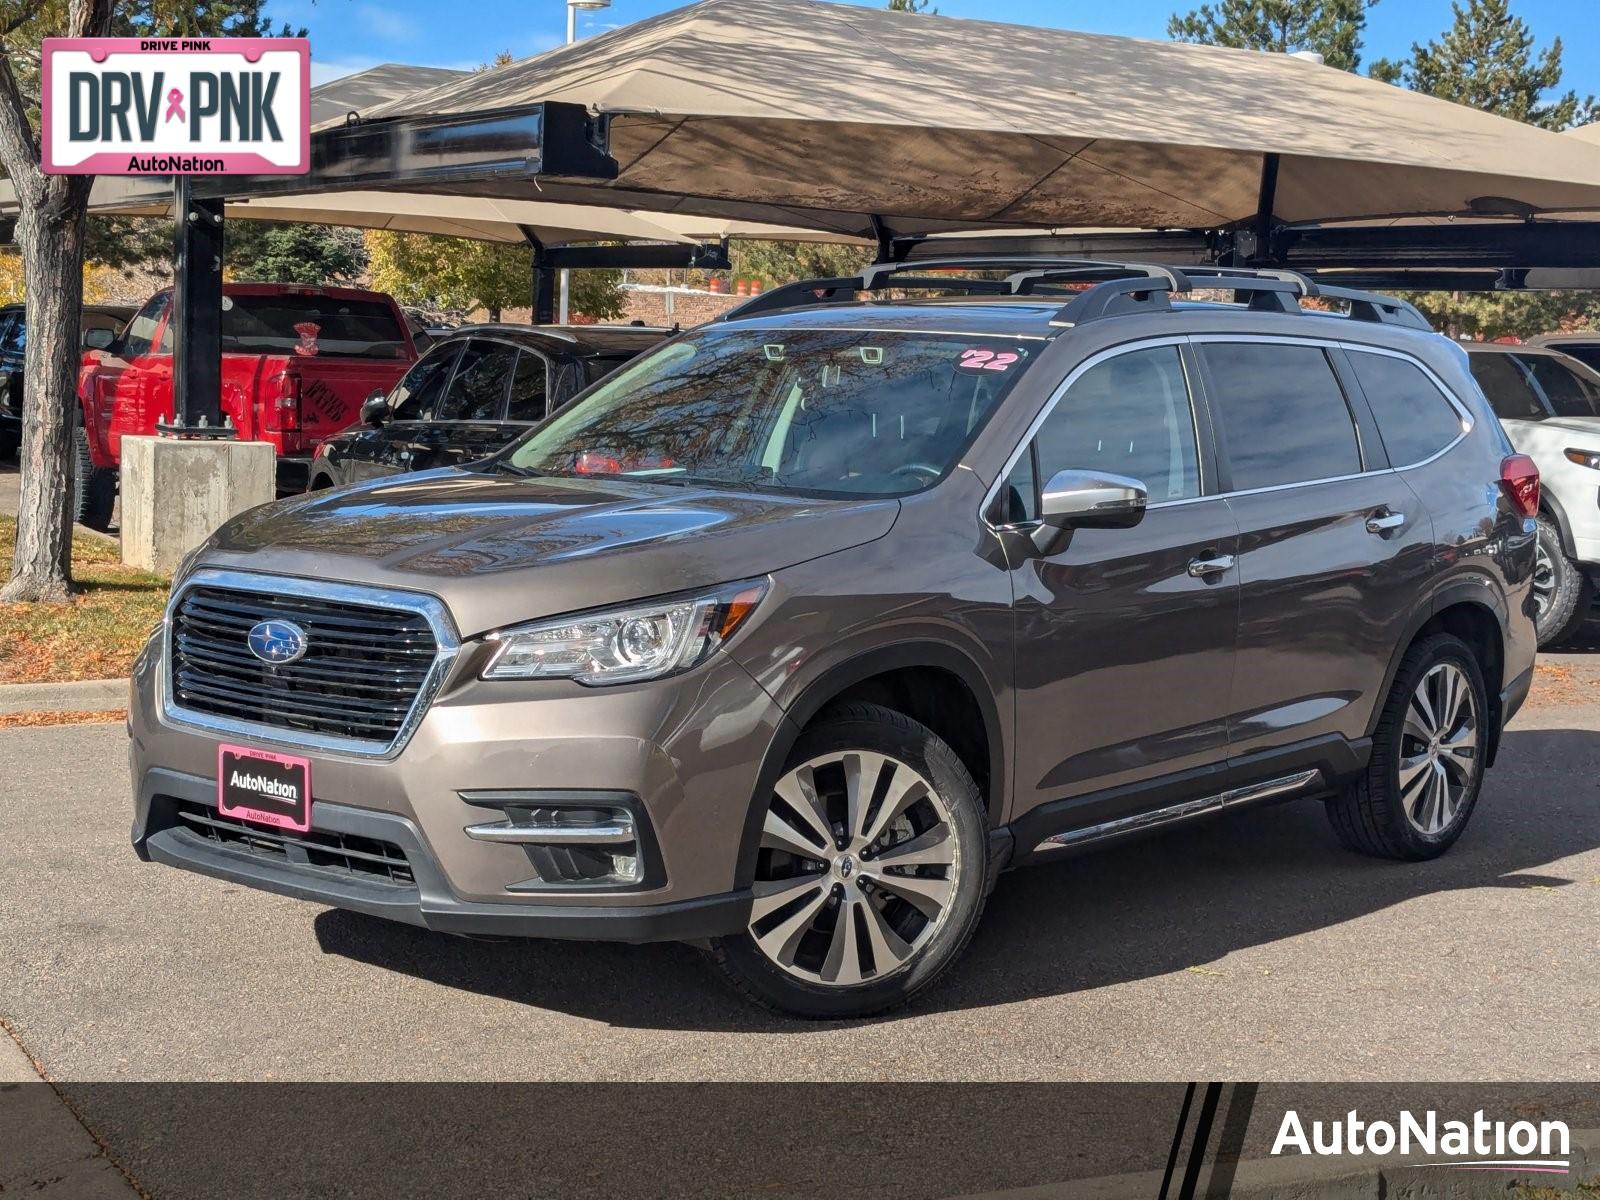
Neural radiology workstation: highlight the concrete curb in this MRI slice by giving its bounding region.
[0,678,128,715]
[959,1130,1599,1198]
[0,1026,142,1198]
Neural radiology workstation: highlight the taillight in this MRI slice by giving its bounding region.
[1499,454,1540,518]
[262,371,301,429]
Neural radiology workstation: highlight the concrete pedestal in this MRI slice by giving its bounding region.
[120,436,276,576]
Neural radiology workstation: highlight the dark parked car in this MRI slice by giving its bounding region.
[0,303,133,461]
[307,324,668,490]
[131,260,1537,1018]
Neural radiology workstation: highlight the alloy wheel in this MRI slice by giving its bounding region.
[1398,662,1479,835]
[749,751,960,987]
[1532,539,1556,622]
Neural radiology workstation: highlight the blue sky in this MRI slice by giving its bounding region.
[288,0,1600,104]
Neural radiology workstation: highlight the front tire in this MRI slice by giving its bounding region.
[1326,633,1488,861]
[1531,515,1589,647]
[72,426,116,532]
[710,702,989,1018]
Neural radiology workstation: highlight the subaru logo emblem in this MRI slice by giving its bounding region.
[247,619,308,665]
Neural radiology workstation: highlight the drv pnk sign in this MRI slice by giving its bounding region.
[42,38,309,175]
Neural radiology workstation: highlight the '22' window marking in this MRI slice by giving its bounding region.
[958,348,1019,372]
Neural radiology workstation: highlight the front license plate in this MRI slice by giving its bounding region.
[217,744,312,833]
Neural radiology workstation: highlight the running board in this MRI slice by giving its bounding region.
[1032,768,1323,853]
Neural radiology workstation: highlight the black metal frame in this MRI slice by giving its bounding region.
[889,220,1600,291]
[163,177,228,434]
[715,255,1431,331]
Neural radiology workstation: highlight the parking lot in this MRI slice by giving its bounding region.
[3,646,1598,1085]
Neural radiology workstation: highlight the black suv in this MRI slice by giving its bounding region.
[132,260,1538,1017]
[0,303,132,461]
[307,324,666,489]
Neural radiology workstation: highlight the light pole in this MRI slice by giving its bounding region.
[559,0,611,323]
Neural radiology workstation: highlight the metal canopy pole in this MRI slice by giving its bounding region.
[166,175,227,435]
[521,227,557,325]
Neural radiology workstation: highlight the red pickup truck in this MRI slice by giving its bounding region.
[75,283,416,528]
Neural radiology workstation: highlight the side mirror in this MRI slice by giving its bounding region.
[359,390,388,427]
[82,327,115,350]
[1031,468,1147,554]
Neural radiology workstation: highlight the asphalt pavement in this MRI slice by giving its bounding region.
[4,653,1600,1087]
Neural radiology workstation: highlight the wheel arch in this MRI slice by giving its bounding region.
[1369,584,1508,767]
[1540,491,1578,559]
[733,641,1007,888]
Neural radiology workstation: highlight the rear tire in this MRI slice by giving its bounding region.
[709,702,990,1018]
[72,426,116,532]
[1531,515,1588,647]
[1326,633,1488,861]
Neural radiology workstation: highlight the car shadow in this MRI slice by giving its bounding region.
[313,726,1600,1032]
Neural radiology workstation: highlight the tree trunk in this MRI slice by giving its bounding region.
[0,0,114,603]
[1,199,89,603]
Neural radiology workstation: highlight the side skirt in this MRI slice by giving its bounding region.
[1006,734,1370,867]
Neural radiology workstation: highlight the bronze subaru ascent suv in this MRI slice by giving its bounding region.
[130,259,1538,1017]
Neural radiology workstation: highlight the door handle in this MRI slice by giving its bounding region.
[1365,510,1406,535]
[1187,554,1235,578]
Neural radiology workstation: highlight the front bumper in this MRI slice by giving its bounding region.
[0,409,18,452]
[130,625,783,942]
[138,768,750,942]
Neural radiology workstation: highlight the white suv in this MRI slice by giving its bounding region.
[1467,342,1600,646]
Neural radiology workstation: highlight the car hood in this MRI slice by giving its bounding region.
[198,468,899,637]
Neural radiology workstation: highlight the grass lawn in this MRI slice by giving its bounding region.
[0,515,169,684]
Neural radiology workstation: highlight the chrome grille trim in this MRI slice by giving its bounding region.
[160,568,460,760]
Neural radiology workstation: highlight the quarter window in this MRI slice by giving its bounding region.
[1347,351,1464,466]
[506,350,550,422]
[1202,342,1361,491]
[1032,344,1201,503]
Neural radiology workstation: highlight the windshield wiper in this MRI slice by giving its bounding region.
[490,461,539,478]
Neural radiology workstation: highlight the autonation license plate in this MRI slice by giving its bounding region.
[217,744,312,832]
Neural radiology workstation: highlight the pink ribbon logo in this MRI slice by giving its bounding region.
[164,88,185,123]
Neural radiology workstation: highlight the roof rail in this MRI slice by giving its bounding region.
[713,255,1432,332]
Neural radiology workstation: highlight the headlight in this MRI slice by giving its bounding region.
[482,580,768,684]
[1563,447,1600,471]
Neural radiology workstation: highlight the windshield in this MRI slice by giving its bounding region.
[504,328,1033,497]
[220,294,408,360]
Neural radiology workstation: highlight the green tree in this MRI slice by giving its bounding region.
[365,231,625,323]
[1368,0,1593,130]
[728,240,872,289]
[226,223,368,285]
[1167,0,1376,72]
[886,0,935,13]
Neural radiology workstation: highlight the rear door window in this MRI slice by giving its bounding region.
[1347,351,1465,466]
[1469,353,1546,419]
[220,294,408,360]
[1201,342,1361,490]
[1033,344,1201,503]
[506,350,550,422]
[1518,354,1600,418]
[389,343,461,421]
[436,340,517,422]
